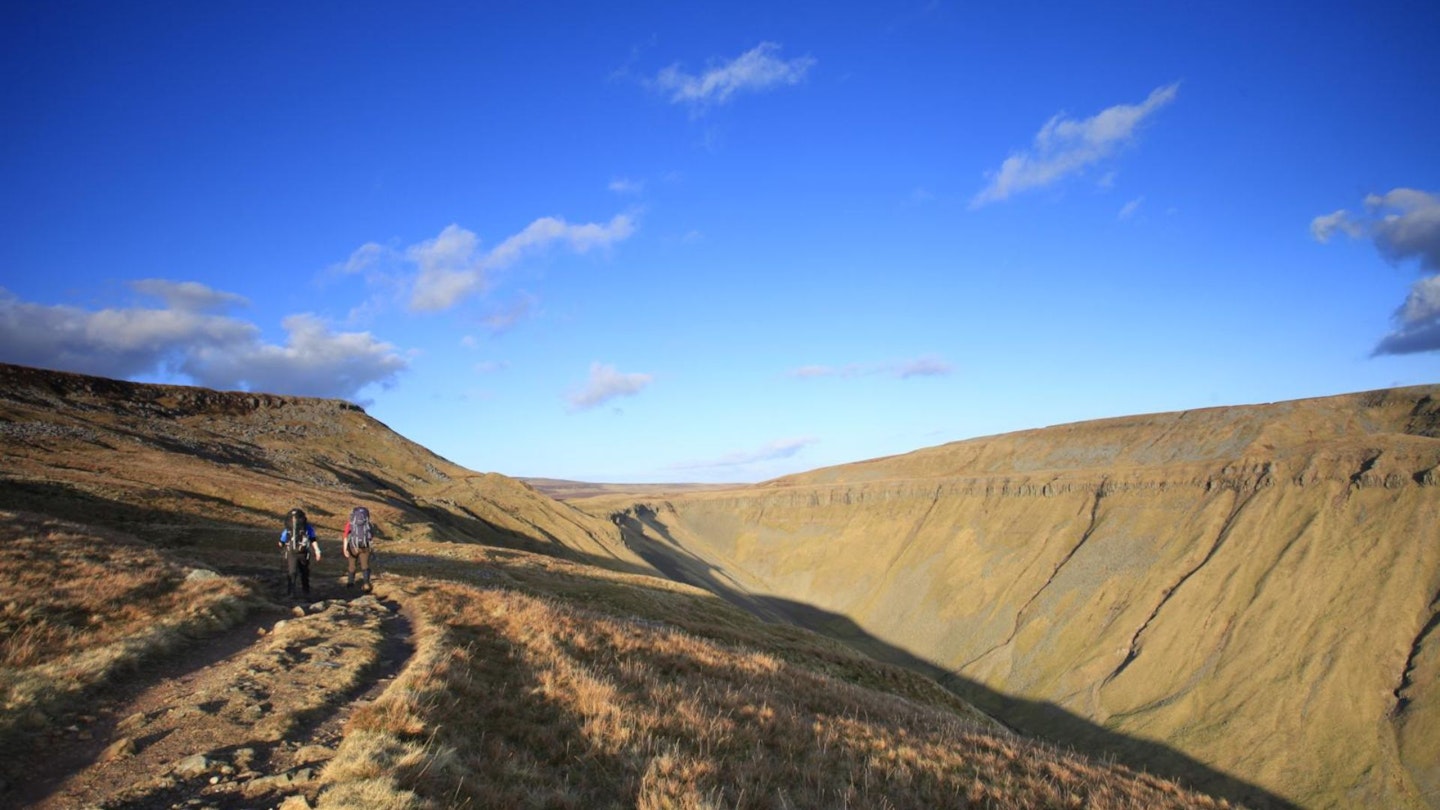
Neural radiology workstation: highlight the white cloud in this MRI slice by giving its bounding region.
[893,355,953,378]
[181,314,406,398]
[1398,274,1440,324]
[1364,189,1440,271]
[0,285,406,400]
[336,242,391,275]
[407,224,485,311]
[609,177,644,194]
[788,355,953,379]
[130,279,249,312]
[970,82,1180,208]
[567,362,654,411]
[1118,196,1144,220]
[406,215,635,312]
[485,214,635,271]
[1311,189,1440,269]
[653,42,816,108]
[789,364,849,378]
[481,293,538,334]
[671,436,819,470]
[1312,189,1440,354]
[1374,275,1440,356]
[1309,210,1363,243]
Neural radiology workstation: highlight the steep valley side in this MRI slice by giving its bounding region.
[603,387,1440,809]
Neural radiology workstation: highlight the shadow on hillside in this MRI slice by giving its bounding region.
[614,507,793,622]
[764,596,1299,809]
[0,478,279,546]
[612,507,1299,810]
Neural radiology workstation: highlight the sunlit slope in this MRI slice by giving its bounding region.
[0,363,1242,808]
[609,387,1440,809]
[0,363,645,570]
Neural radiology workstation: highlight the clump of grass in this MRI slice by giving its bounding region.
[321,575,1235,809]
[0,510,256,760]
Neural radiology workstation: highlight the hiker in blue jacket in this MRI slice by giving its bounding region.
[279,507,320,599]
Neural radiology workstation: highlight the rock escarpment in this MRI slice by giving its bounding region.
[609,387,1440,809]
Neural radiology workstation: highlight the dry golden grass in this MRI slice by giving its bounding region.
[0,510,256,757]
[320,573,1231,809]
[0,366,1254,808]
[351,539,998,732]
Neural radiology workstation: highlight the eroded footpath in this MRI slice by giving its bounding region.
[18,590,413,810]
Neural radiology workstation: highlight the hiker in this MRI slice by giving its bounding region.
[342,505,375,591]
[279,507,318,599]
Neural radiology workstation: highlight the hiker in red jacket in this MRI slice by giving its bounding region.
[342,506,375,591]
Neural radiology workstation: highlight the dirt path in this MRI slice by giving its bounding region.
[12,576,415,810]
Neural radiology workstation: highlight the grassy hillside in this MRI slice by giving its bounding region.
[0,362,645,570]
[0,363,1235,808]
[593,387,1440,809]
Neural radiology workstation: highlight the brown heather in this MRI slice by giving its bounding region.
[0,512,254,755]
[321,573,1229,809]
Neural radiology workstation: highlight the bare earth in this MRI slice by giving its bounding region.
[13,577,413,810]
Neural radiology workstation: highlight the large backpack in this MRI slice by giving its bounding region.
[348,506,372,551]
[287,508,310,553]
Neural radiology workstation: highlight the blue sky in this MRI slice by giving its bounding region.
[2,1,1437,483]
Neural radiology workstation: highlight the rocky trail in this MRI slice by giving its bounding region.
[12,573,415,810]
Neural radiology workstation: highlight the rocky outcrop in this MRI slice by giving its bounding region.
[612,386,1440,809]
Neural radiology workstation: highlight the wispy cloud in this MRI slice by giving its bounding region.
[480,293,539,335]
[671,436,819,470]
[335,242,391,277]
[652,42,816,109]
[1118,196,1144,220]
[790,364,851,379]
[893,355,954,378]
[337,217,635,315]
[0,282,406,400]
[609,177,644,195]
[1314,188,1440,355]
[129,278,249,312]
[489,215,635,270]
[396,214,634,312]
[788,354,953,379]
[473,360,509,374]
[567,362,654,411]
[970,82,1180,208]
